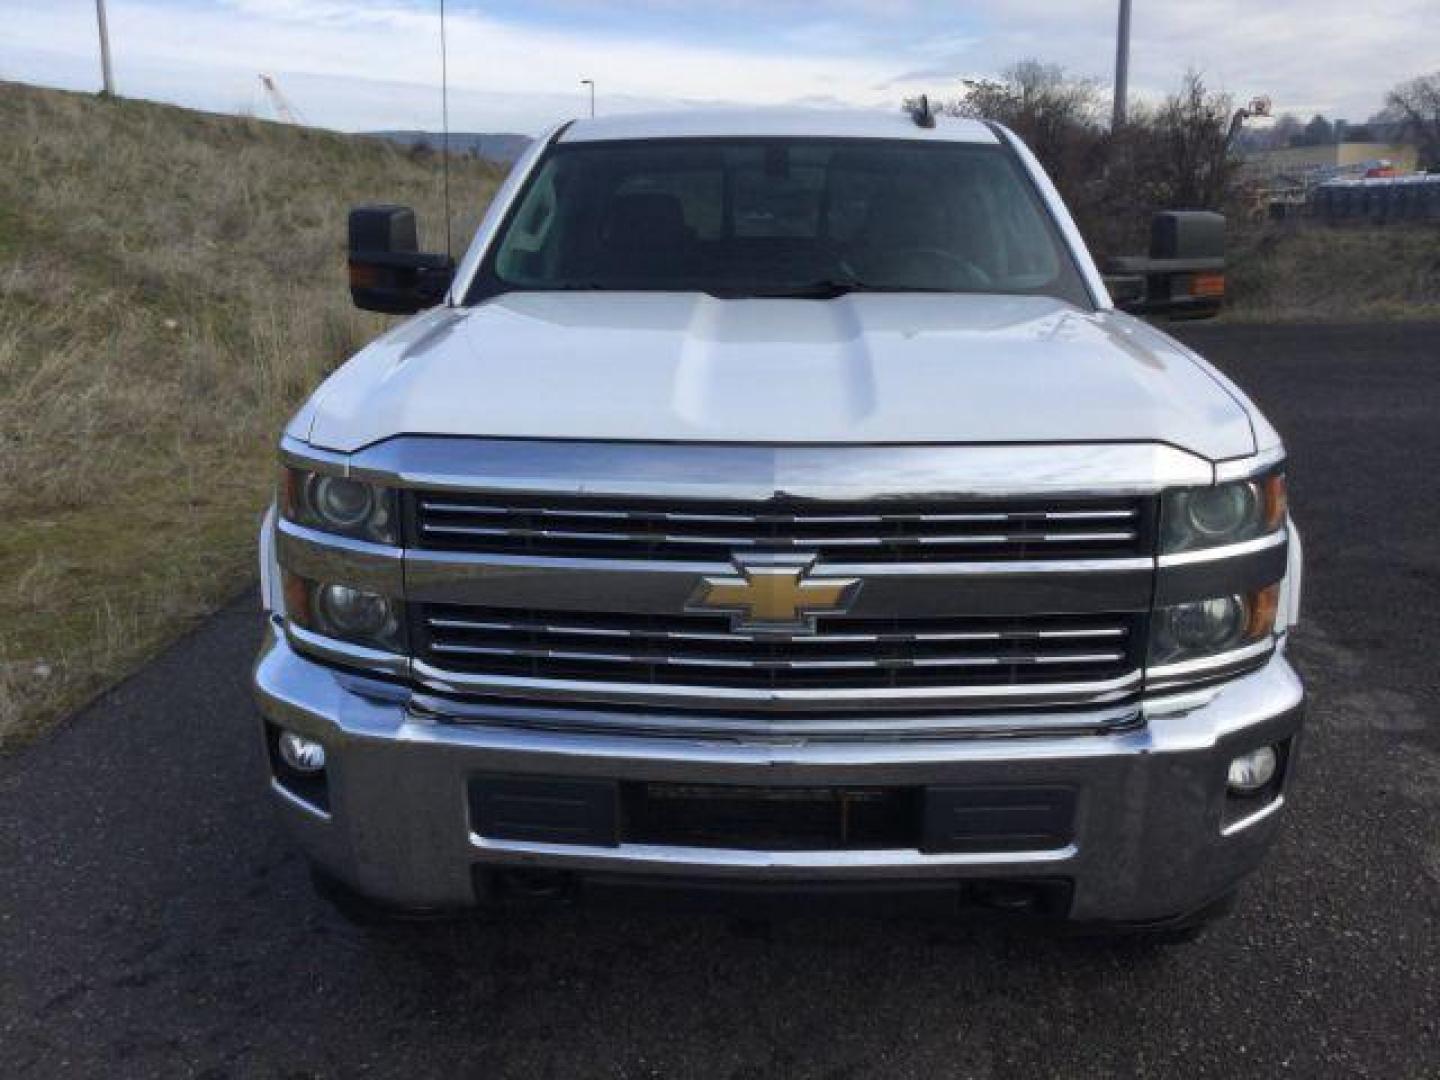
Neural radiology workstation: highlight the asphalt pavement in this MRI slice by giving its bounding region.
[2,322,1438,1079]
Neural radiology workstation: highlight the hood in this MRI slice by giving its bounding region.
[300,292,1256,459]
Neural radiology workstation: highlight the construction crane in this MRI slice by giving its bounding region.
[258,74,307,126]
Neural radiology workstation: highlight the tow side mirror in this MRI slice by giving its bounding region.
[347,205,454,314]
[1105,211,1226,321]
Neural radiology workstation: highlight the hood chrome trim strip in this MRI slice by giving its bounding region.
[283,434,1213,500]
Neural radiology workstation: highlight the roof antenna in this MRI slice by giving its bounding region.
[910,94,936,129]
[438,0,454,263]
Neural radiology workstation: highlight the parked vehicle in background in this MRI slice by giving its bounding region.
[254,108,1303,934]
[1309,173,1440,223]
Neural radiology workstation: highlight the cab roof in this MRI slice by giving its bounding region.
[557,108,1000,145]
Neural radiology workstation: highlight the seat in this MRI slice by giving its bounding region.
[601,192,692,279]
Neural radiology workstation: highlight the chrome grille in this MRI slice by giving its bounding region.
[415,605,1143,692]
[409,493,1151,562]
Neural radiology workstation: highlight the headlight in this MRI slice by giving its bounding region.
[283,573,406,653]
[1160,472,1286,554]
[282,468,397,544]
[1149,584,1279,666]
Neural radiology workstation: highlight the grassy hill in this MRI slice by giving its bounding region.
[365,130,533,163]
[1225,225,1440,322]
[0,81,503,745]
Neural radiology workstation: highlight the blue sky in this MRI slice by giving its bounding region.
[3,0,1436,133]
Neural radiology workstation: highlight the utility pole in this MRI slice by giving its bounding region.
[1112,0,1131,129]
[95,0,116,97]
[581,79,595,118]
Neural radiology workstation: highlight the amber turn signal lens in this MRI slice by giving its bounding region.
[348,260,381,288]
[282,571,312,625]
[1245,583,1281,641]
[1190,272,1225,298]
[1261,473,1288,531]
[280,467,300,519]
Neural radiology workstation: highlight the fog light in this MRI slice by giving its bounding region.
[1227,745,1278,794]
[278,731,327,774]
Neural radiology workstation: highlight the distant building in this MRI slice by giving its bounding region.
[1242,142,1421,190]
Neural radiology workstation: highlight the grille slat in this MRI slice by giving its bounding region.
[429,642,1125,669]
[419,524,1137,548]
[411,493,1150,563]
[427,614,1128,645]
[417,605,1141,692]
[419,503,1138,526]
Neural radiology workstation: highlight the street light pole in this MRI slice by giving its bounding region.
[581,79,595,118]
[95,0,116,96]
[1112,0,1131,129]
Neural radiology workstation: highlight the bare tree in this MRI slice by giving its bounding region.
[905,65,1245,262]
[1147,72,1237,208]
[1382,72,1440,170]
[941,62,1105,192]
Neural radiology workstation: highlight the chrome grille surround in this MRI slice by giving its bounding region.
[276,435,1243,726]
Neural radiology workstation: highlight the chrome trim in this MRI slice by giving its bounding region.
[1220,795,1285,837]
[285,434,1212,501]
[1214,444,1286,482]
[425,642,1126,669]
[419,500,1140,525]
[275,520,404,596]
[1152,532,1288,607]
[415,493,1141,555]
[284,623,410,678]
[404,550,1155,617]
[270,778,332,822]
[469,835,1078,871]
[409,660,1143,712]
[280,437,349,475]
[418,522,1138,548]
[1145,639,1275,693]
[1156,528,1287,568]
[408,692,1140,739]
[425,613,1129,645]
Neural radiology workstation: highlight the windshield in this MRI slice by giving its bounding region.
[474,138,1091,306]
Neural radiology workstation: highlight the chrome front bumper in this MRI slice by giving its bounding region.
[253,621,1304,922]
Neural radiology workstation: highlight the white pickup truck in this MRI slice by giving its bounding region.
[254,107,1303,933]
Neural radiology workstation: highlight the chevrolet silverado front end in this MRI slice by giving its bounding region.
[254,109,1303,929]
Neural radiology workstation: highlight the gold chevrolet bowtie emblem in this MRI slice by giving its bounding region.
[689,555,861,634]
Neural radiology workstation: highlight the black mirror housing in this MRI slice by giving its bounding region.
[1106,211,1226,321]
[1102,274,1146,307]
[347,205,454,315]
[1150,211,1224,261]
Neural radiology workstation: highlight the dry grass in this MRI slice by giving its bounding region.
[1225,224,1440,322]
[0,81,502,746]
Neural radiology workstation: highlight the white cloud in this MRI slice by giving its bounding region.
[1,0,1434,132]
[968,0,1439,120]
[0,0,933,132]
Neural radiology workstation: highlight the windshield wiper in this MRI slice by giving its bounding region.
[709,280,966,299]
